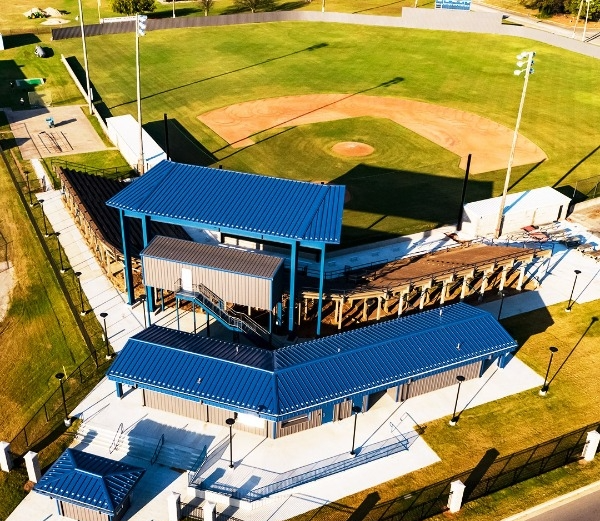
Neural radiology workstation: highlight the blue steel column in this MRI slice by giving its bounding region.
[288,241,298,335]
[141,215,155,313]
[120,210,135,305]
[316,244,326,337]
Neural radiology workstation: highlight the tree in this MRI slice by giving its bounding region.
[199,0,215,16]
[232,0,276,13]
[110,0,156,15]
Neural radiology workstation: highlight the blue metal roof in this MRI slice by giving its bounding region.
[107,303,517,421]
[106,161,345,245]
[34,449,144,514]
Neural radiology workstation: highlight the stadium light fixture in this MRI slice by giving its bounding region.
[494,51,536,239]
[135,14,148,175]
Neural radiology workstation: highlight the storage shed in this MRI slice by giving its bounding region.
[141,236,285,311]
[461,187,572,237]
[34,449,144,521]
[106,115,166,173]
[108,302,518,439]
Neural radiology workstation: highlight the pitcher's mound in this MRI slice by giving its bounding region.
[332,141,374,157]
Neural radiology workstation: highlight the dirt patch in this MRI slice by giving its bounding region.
[332,141,374,157]
[198,94,547,175]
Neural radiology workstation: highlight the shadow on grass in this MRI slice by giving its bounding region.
[64,56,101,103]
[334,164,494,242]
[2,34,41,49]
[548,316,598,386]
[144,118,217,166]
[109,43,329,110]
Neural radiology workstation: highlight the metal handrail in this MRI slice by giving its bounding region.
[150,433,164,465]
[109,422,123,454]
[197,432,418,501]
[175,280,273,344]
[187,445,208,486]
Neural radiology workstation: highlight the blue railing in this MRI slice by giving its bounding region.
[150,433,164,465]
[187,445,208,486]
[197,431,419,501]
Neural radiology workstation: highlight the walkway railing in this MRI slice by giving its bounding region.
[109,422,124,454]
[193,431,419,501]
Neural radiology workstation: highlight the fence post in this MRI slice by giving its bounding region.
[0,441,13,472]
[24,451,42,483]
[582,431,600,462]
[167,491,181,521]
[447,479,466,513]
[203,501,217,521]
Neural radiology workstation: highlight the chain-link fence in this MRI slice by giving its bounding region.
[570,174,600,203]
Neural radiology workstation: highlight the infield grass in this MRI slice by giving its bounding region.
[52,23,600,241]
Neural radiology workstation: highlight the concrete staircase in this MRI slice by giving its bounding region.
[75,423,206,471]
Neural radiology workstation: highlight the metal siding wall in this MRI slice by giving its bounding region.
[60,502,108,521]
[205,405,267,436]
[276,410,323,438]
[334,399,353,421]
[407,361,482,399]
[143,258,272,309]
[144,390,205,421]
[143,257,180,290]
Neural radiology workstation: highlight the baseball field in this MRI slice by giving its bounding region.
[50,22,600,243]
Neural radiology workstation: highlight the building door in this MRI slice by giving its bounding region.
[181,268,193,292]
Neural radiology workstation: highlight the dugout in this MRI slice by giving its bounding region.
[461,187,572,237]
[34,449,144,521]
[106,115,167,173]
[108,303,517,439]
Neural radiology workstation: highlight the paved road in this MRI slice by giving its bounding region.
[526,488,600,521]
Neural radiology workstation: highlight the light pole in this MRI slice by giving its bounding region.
[74,271,85,315]
[497,291,506,321]
[494,51,536,239]
[26,171,34,206]
[350,405,362,456]
[226,418,236,468]
[565,269,581,312]
[55,232,66,272]
[77,0,93,114]
[100,312,111,358]
[39,199,49,237]
[449,375,465,426]
[539,346,558,396]
[172,0,176,17]
[135,14,147,175]
[55,372,71,426]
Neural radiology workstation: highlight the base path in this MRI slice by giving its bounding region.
[199,94,547,174]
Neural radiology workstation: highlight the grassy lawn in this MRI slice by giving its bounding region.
[47,23,600,242]
[290,300,600,520]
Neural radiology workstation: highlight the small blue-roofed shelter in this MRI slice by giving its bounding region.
[34,449,144,521]
[107,303,518,439]
[106,160,345,336]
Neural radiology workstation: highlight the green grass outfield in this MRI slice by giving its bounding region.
[52,23,600,242]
